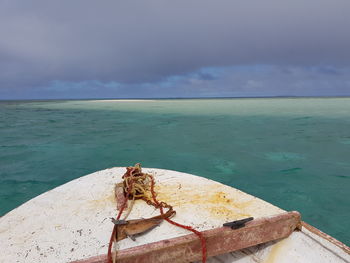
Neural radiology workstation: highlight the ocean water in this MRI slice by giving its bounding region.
[0,98,349,244]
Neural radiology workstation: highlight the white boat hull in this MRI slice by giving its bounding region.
[0,167,348,262]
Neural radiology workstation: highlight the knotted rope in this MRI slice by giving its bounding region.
[107,164,207,263]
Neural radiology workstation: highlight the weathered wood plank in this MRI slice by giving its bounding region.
[72,211,301,263]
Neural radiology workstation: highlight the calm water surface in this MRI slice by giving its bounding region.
[0,98,349,244]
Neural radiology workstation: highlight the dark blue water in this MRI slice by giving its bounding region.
[0,98,349,244]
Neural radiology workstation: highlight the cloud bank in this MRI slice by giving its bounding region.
[0,0,350,98]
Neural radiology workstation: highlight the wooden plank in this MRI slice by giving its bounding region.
[72,211,301,263]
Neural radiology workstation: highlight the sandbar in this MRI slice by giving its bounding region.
[90,99,155,102]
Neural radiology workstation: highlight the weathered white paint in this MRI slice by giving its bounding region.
[206,226,350,263]
[0,167,348,263]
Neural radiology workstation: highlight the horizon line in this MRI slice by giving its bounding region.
[1,95,350,101]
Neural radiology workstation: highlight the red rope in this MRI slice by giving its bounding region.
[108,166,207,263]
[149,176,207,263]
[107,168,135,263]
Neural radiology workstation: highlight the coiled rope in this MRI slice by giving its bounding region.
[107,164,207,263]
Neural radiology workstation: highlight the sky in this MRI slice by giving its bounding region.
[0,0,350,99]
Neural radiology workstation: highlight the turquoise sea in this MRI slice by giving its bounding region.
[0,98,349,244]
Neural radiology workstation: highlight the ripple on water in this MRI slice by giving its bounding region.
[212,159,237,174]
[339,139,350,145]
[279,167,302,174]
[264,152,305,161]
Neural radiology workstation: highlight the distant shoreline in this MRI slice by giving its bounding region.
[1,96,350,102]
[90,99,156,102]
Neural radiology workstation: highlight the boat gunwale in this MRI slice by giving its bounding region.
[71,211,301,263]
[301,221,350,255]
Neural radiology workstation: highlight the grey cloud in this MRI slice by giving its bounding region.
[2,65,348,99]
[315,66,342,75]
[0,0,350,97]
[197,73,217,81]
[151,65,350,98]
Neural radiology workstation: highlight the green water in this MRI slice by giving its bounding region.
[0,98,349,244]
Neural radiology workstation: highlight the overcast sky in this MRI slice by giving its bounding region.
[1,0,350,99]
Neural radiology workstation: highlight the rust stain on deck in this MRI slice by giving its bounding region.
[263,238,289,263]
[87,191,115,209]
[154,184,252,219]
[88,181,253,219]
